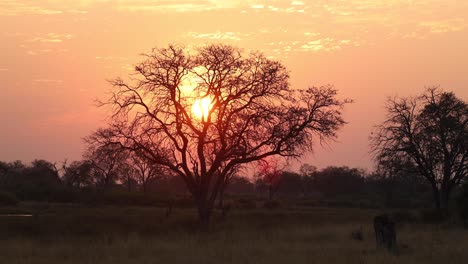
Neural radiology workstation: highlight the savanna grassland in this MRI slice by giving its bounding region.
[1,202,467,264]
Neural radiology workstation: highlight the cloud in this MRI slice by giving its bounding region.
[3,0,468,58]
[0,0,309,15]
[106,0,240,12]
[250,4,264,9]
[291,1,305,6]
[28,33,74,43]
[0,68,9,72]
[0,1,62,16]
[419,18,466,33]
[33,79,64,84]
[67,9,88,14]
[263,37,360,56]
[16,33,73,55]
[184,31,248,41]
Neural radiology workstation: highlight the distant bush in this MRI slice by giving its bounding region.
[0,191,19,206]
[392,210,416,223]
[457,182,468,228]
[83,191,166,207]
[234,198,257,209]
[48,188,81,203]
[263,200,281,209]
[419,209,447,224]
[296,199,321,207]
[350,226,364,241]
[170,196,194,208]
[79,190,194,208]
[355,198,382,209]
[325,199,353,208]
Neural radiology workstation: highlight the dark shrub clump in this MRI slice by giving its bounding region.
[0,191,19,206]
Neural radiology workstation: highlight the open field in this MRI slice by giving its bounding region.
[0,204,467,264]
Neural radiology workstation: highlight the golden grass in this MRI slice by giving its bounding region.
[0,206,467,264]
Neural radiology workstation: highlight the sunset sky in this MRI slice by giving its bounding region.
[1,0,467,171]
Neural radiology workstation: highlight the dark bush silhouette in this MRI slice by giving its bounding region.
[0,191,19,206]
[312,166,365,197]
[350,226,364,241]
[0,160,69,202]
[263,199,281,209]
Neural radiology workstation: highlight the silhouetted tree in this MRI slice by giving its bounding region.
[0,161,25,193]
[89,44,350,226]
[370,156,428,207]
[0,161,8,175]
[256,158,284,200]
[216,165,240,208]
[151,175,188,194]
[62,160,95,189]
[300,163,317,177]
[299,163,318,196]
[312,166,365,197]
[372,87,467,210]
[0,160,63,201]
[128,151,164,192]
[225,176,254,194]
[83,143,129,190]
[277,171,303,196]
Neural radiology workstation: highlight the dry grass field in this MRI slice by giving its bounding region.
[0,204,467,264]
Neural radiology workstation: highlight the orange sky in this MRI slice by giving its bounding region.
[1,0,467,171]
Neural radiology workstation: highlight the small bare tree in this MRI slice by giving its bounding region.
[90,44,350,226]
[62,160,95,189]
[371,87,467,210]
[256,157,284,201]
[128,151,164,193]
[83,142,129,190]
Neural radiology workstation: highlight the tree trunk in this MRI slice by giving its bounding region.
[431,184,441,209]
[127,175,131,192]
[439,187,450,215]
[217,182,225,208]
[196,199,212,229]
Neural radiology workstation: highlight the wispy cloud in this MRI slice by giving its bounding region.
[67,9,88,14]
[184,31,248,41]
[111,0,239,12]
[28,33,74,43]
[26,49,69,55]
[419,18,466,33]
[300,38,359,52]
[33,79,63,84]
[265,37,360,55]
[15,33,73,56]
[2,0,468,59]
[0,1,62,16]
[250,4,264,9]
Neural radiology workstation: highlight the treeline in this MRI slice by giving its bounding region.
[0,159,434,208]
[0,159,187,205]
[254,165,432,208]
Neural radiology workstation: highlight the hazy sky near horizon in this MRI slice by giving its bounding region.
[1,0,467,171]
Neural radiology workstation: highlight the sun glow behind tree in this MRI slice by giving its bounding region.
[192,97,214,121]
[89,44,349,226]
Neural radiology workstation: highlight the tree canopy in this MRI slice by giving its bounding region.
[89,44,350,225]
[371,87,467,209]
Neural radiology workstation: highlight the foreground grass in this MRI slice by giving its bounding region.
[0,205,467,264]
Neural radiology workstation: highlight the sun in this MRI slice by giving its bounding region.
[192,97,213,121]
